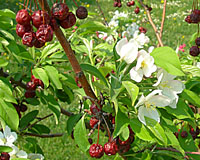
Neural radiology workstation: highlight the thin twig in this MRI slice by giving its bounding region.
[138,0,163,47]
[24,132,63,138]
[160,0,167,39]
[96,0,108,26]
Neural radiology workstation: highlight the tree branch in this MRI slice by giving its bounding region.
[96,0,108,26]
[38,0,98,103]
[160,0,167,39]
[138,0,163,47]
[24,132,63,138]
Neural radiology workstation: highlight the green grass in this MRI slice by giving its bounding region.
[1,0,198,159]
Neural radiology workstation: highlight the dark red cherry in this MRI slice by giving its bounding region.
[190,46,199,57]
[22,32,36,47]
[89,117,99,128]
[16,9,31,25]
[76,6,88,19]
[104,141,118,156]
[89,144,104,158]
[51,3,69,20]
[16,24,33,38]
[32,10,50,29]
[60,12,76,29]
[36,24,53,43]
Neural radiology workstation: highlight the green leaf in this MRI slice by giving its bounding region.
[145,117,167,146]
[74,115,90,152]
[66,114,82,135]
[44,66,62,89]
[17,52,33,61]
[130,118,153,141]
[32,68,49,88]
[0,100,19,130]
[0,146,13,153]
[11,158,29,160]
[181,65,200,77]
[0,79,17,103]
[165,98,192,119]
[0,29,14,40]
[119,126,129,141]
[19,110,39,129]
[150,46,184,76]
[0,9,16,19]
[180,89,200,108]
[122,81,139,106]
[190,32,198,45]
[31,124,50,134]
[178,130,197,152]
[41,43,61,60]
[0,58,8,67]
[79,21,111,33]
[113,108,129,138]
[80,63,108,87]
[0,37,9,46]
[44,94,60,124]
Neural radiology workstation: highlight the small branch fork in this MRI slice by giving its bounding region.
[138,0,165,47]
[38,0,98,104]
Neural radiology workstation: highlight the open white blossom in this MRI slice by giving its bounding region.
[133,31,150,48]
[135,90,171,125]
[28,153,44,160]
[0,126,17,147]
[153,69,185,108]
[197,62,200,68]
[116,38,139,64]
[122,23,139,38]
[130,50,157,82]
[9,145,28,159]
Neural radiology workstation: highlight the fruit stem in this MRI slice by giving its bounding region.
[159,0,167,39]
[72,0,79,7]
[26,0,30,9]
[29,0,32,14]
[34,0,39,10]
[97,121,100,144]
[23,0,26,9]
[102,115,111,141]
[37,0,98,103]
[42,0,45,25]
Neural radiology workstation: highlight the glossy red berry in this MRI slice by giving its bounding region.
[25,90,36,98]
[90,117,99,128]
[190,46,199,57]
[26,81,36,90]
[32,10,50,28]
[16,24,33,38]
[13,104,21,118]
[104,142,118,156]
[89,144,104,158]
[185,15,192,23]
[195,37,200,46]
[130,1,135,6]
[76,6,88,19]
[127,2,131,7]
[117,2,122,8]
[90,104,100,115]
[139,27,147,34]
[181,131,188,138]
[1,152,10,160]
[134,7,140,14]
[22,32,36,47]
[190,129,197,140]
[16,9,31,25]
[36,24,53,43]
[60,12,76,29]
[113,2,118,7]
[118,144,131,154]
[34,39,45,48]
[51,3,69,20]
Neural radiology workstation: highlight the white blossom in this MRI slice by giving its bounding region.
[9,145,28,159]
[133,31,150,48]
[135,90,171,125]
[130,50,157,82]
[153,69,185,108]
[0,126,17,147]
[28,153,44,160]
[116,38,139,64]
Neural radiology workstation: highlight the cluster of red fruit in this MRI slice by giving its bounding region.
[25,75,44,98]
[113,0,122,8]
[89,127,134,158]
[185,9,200,57]
[13,102,27,118]
[88,104,134,158]
[174,127,200,140]
[0,152,10,160]
[185,9,200,24]
[139,26,147,34]
[16,3,88,48]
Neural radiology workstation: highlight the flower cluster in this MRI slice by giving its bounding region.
[0,126,44,160]
[115,30,185,125]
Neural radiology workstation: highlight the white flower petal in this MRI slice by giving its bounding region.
[130,68,143,82]
[146,90,162,100]
[167,80,185,94]
[116,38,128,56]
[4,126,11,140]
[148,95,171,107]
[0,132,4,139]
[135,95,145,108]
[16,150,28,158]
[143,64,157,77]
[148,46,155,53]
[0,139,4,145]
[168,94,179,109]
[135,55,144,70]
[138,106,160,125]
[153,70,164,86]
[9,145,19,156]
